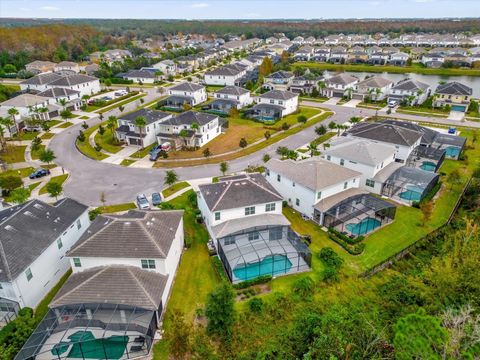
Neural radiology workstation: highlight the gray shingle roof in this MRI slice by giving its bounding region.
[50,265,167,310]
[47,74,98,87]
[124,70,156,79]
[169,82,205,92]
[357,76,394,88]
[1,94,47,107]
[216,86,249,96]
[0,198,88,282]
[259,90,298,101]
[20,72,63,86]
[266,158,361,192]
[205,64,246,76]
[37,88,80,98]
[199,173,282,212]
[326,73,358,86]
[68,210,183,259]
[120,108,171,125]
[163,111,218,127]
[323,138,396,166]
[435,81,472,96]
[347,121,422,147]
[391,79,430,92]
[265,71,294,80]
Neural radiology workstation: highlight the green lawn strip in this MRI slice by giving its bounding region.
[94,131,123,154]
[396,109,448,118]
[56,122,73,129]
[28,181,41,191]
[153,111,333,167]
[40,132,55,140]
[130,143,156,159]
[84,91,141,112]
[45,120,61,128]
[0,145,26,163]
[9,132,39,141]
[0,166,34,179]
[96,203,137,214]
[34,269,72,321]
[152,191,220,358]
[311,131,336,147]
[299,97,328,103]
[79,115,90,120]
[357,103,383,110]
[97,93,147,114]
[293,61,480,77]
[30,145,45,160]
[120,159,136,166]
[162,181,190,198]
[76,122,109,161]
[38,174,69,195]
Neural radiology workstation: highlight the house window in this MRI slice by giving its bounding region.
[269,227,283,241]
[340,159,345,166]
[292,182,295,187]
[295,198,300,206]
[265,203,276,212]
[366,179,375,188]
[141,259,156,269]
[270,99,274,104]
[245,206,255,216]
[327,155,331,161]
[343,182,348,189]
[248,232,260,241]
[215,212,221,221]
[76,219,81,229]
[277,174,281,182]
[25,268,33,281]
[317,191,322,199]
[73,258,82,267]
[57,238,63,249]
[224,236,235,245]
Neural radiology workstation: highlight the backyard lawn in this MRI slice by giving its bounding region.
[161,181,190,198]
[0,145,26,163]
[39,174,69,195]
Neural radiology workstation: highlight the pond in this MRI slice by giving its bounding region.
[322,70,480,97]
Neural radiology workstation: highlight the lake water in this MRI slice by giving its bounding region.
[322,70,480,98]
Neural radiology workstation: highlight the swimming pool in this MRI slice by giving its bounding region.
[420,161,436,172]
[399,184,424,201]
[445,146,461,158]
[233,254,292,281]
[345,217,382,236]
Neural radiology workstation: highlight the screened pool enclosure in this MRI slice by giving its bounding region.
[15,304,157,360]
[406,146,446,173]
[217,225,311,283]
[321,193,396,236]
[382,166,440,204]
[431,133,466,160]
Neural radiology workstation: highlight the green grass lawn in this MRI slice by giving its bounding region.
[38,174,69,195]
[0,166,34,179]
[28,181,41,191]
[76,122,109,161]
[94,131,123,154]
[30,145,45,160]
[0,145,26,163]
[95,203,137,214]
[9,131,39,141]
[40,132,55,140]
[162,181,190,198]
[152,191,220,359]
[44,120,61,128]
[79,115,90,120]
[130,143,156,159]
[34,269,71,321]
[98,93,146,114]
[120,159,136,166]
[56,121,73,129]
[396,109,448,118]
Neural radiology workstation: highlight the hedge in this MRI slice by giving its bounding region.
[328,227,364,244]
[212,256,229,283]
[328,229,365,255]
[233,275,272,289]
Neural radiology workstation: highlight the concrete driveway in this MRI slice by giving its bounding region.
[342,99,362,108]
[323,97,341,105]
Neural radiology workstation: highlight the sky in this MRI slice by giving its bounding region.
[1,0,479,19]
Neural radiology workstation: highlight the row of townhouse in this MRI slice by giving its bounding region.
[6,197,186,359]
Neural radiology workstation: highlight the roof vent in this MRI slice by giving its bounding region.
[23,211,37,218]
[4,225,16,232]
[33,203,44,210]
[124,222,131,225]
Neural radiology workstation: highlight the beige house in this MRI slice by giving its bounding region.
[25,60,56,74]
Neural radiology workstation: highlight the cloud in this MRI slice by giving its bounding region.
[39,5,60,11]
[19,7,31,11]
[191,3,209,8]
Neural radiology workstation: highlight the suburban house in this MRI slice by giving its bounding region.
[422,53,445,68]
[204,63,247,86]
[289,75,322,95]
[122,69,157,84]
[54,61,80,74]
[209,86,252,113]
[37,87,82,111]
[388,78,431,105]
[347,49,369,64]
[20,73,101,97]
[157,111,221,149]
[249,90,299,121]
[89,49,132,64]
[152,59,177,75]
[329,46,349,63]
[0,199,89,321]
[345,121,423,162]
[116,108,173,147]
[433,81,473,112]
[321,137,398,194]
[16,210,184,359]
[353,76,394,101]
[160,82,207,109]
[293,45,315,61]
[84,63,100,76]
[323,73,359,98]
[263,71,294,91]
[389,52,410,65]
[198,173,311,283]
[25,60,56,74]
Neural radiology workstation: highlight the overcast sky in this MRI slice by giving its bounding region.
[1,0,479,19]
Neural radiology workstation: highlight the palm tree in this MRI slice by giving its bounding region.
[179,129,190,147]
[59,98,67,111]
[107,116,118,142]
[39,149,56,165]
[307,142,317,157]
[81,94,90,106]
[0,117,7,151]
[7,107,20,136]
[38,107,49,121]
[191,122,200,133]
[134,116,147,149]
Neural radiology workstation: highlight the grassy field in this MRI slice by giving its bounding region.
[0,166,34,179]
[293,61,480,76]
[0,145,26,163]
[39,174,69,195]
[94,131,123,154]
[162,181,190,198]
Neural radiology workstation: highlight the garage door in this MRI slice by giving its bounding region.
[352,94,364,100]
[128,138,141,146]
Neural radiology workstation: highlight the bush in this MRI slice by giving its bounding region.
[327,229,365,255]
[248,298,264,313]
[88,208,101,221]
[281,122,290,131]
[292,276,315,297]
[322,266,340,283]
[0,307,36,359]
[233,275,272,289]
[213,256,229,283]
[328,227,364,244]
[317,247,344,269]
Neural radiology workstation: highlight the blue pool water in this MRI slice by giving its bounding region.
[420,161,436,172]
[445,146,461,158]
[345,217,382,236]
[233,254,292,281]
[399,185,424,201]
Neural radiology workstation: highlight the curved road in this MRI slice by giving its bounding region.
[50,99,479,206]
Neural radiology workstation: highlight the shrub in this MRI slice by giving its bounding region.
[322,266,340,283]
[248,298,264,313]
[233,275,272,289]
[327,229,365,255]
[77,130,86,142]
[292,276,315,297]
[88,208,101,221]
[317,247,344,269]
[281,122,290,131]
[94,144,102,152]
[213,256,229,283]
[328,227,364,244]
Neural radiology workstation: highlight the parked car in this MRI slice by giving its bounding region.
[149,145,162,161]
[136,194,150,209]
[151,192,162,206]
[160,142,171,152]
[388,99,398,108]
[114,90,128,96]
[102,96,113,101]
[29,168,50,179]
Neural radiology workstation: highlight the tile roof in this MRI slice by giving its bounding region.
[199,173,282,212]
[1,93,48,107]
[68,210,183,259]
[216,86,250,96]
[259,90,298,101]
[266,158,361,192]
[326,73,358,86]
[37,88,80,98]
[391,79,430,92]
[120,108,172,125]
[163,111,218,126]
[323,138,396,166]
[47,74,98,87]
[356,75,394,88]
[50,265,167,310]
[0,198,88,282]
[205,64,246,76]
[346,121,422,147]
[20,72,64,86]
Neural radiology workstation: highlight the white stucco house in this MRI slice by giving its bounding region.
[323,73,359,98]
[249,90,299,121]
[116,108,173,147]
[152,60,178,75]
[204,63,247,86]
[161,82,207,109]
[353,76,394,101]
[122,70,157,84]
[388,78,431,105]
[209,86,252,113]
[0,199,89,315]
[20,73,101,97]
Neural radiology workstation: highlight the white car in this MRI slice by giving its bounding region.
[388,100,398,108]
[136,194,150,209]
